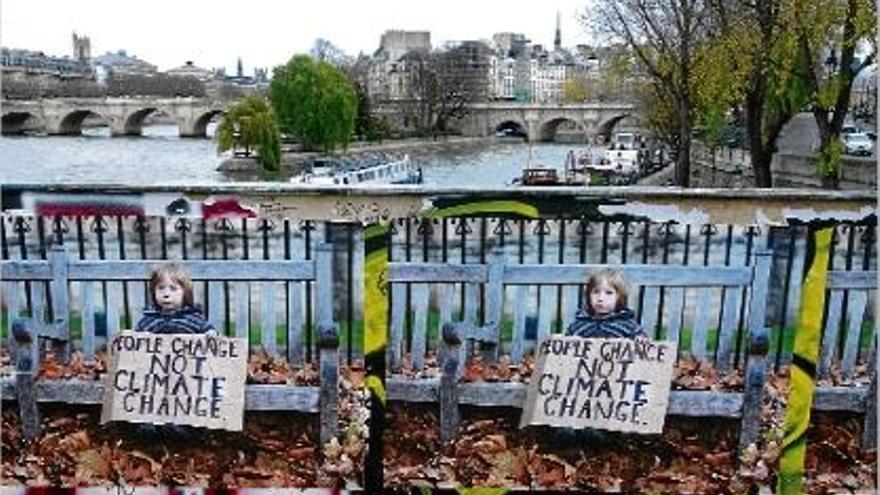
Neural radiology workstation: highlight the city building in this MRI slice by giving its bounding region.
[166,60,213,81]
[92,49,157,83]
[368,30,432,101]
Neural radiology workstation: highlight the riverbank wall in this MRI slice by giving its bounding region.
[217,136,496,172]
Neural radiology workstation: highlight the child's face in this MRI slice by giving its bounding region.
[589,279,619,315]
[154,274,184,312]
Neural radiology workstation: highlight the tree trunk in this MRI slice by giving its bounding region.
[750,145,773,187]
[675,98,692,187]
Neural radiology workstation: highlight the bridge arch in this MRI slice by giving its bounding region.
[121,107,160,136]
[491,119,528,138]
[183,109,225,138]
[1,112,42,135]
[54,110,109,136]
[595,113,632,142]
[537,116,587,142]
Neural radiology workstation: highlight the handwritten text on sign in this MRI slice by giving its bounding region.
[101,331,247,431]
[521,337,676,434]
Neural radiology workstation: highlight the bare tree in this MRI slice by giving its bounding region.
[589,0,709,187]
[310,38,353,67]
[400,42,491,136]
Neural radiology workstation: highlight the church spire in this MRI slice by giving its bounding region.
[554,11,562,50]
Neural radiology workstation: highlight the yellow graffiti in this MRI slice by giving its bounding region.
[365,375,386,407]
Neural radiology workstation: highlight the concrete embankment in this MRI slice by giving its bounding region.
[218,136,495,172]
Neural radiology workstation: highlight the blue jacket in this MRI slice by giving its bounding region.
[135,305,215,334]
[565,308,647,339]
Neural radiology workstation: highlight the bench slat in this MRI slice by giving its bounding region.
[261,282,276,354]
[411,283,429,370]
[31,281,46,322]
[716,286,742,371]
[4,282,22,342]
[65,261,316,281]
[819,290,845,379]
[234,282,249,340]
[388,263,488,283]
[640,286,660,336]
[81,281,95,358]
[0,379,321,413]
[287,281,304,365]
[503,264,753,286]
[1,261,51,280]
[665,288,685,347]
[208,281,224,337]
[537,285,556,341]
[827,271,877,289]
[390,283,406,368]
[691,288,712,360]
[842,290,868,379]
[106,282,121,338]
[511,285,528,362]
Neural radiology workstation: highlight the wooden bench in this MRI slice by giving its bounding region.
[815,268,877,451]
[385,247,775,454]
[1,244,339,448]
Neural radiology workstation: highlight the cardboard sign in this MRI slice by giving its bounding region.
[101,331,247,431]
[521,336,676,434]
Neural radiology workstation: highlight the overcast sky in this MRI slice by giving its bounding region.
[1,0,595,73]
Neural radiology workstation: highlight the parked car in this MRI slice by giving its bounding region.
[843,132,874,156]
[841,124,861,137]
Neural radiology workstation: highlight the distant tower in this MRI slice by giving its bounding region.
[554,11,562,50]
[72,31,91,64]
[237,57,243,78]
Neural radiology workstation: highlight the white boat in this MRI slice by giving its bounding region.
[291,154,423,185]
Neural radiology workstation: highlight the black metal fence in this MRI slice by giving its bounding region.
[2,214,876,369]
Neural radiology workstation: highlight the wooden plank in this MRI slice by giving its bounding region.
[746,251,773,345]
[386,377,439,402]
[716,286,742,372]
[827,270,878,289]
[106,282,121,337]
[463,282,478,324]
[0,379,321,412]
[4,282,22,346]
[411,283,429,370]
[813,386,869,412]
[234,282,249,340]
[384,379,745,418]
[841,290,868,379]
[260,281,276,354]
[691,288,711,360]
[0,261,52,280]
[388,263,488,283]
[561,286,579,334]
[819,290,845,379]
[207,281,224,335]
[863,371,876,451]
[438,283,454,337]
[665,288,685,347]
[287,281,304,365]
[30,281,46,322]
[48,247,70,361]
[389,283,406,367]
[504,264,752,287]
[313,243,333,329]
[67,260,315,281]
[81,281,95,359]
[482,249,504,362]
[640,286,660,336]
[537,285,556,342]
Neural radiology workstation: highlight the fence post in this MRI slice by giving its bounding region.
[439,322,462,442]
[315,242,338,449]
[739,248,772,454]
[12,319,41,439]
[481,247,505,363]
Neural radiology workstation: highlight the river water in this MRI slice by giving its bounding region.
[0,124,582,186]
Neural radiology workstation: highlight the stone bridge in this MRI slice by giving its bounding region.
[1,97,230,137]
[460,102,643,142]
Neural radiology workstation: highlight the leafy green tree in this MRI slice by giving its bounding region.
[789,0,876,188]
[216,95,281,171]
[269,55,357,153]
